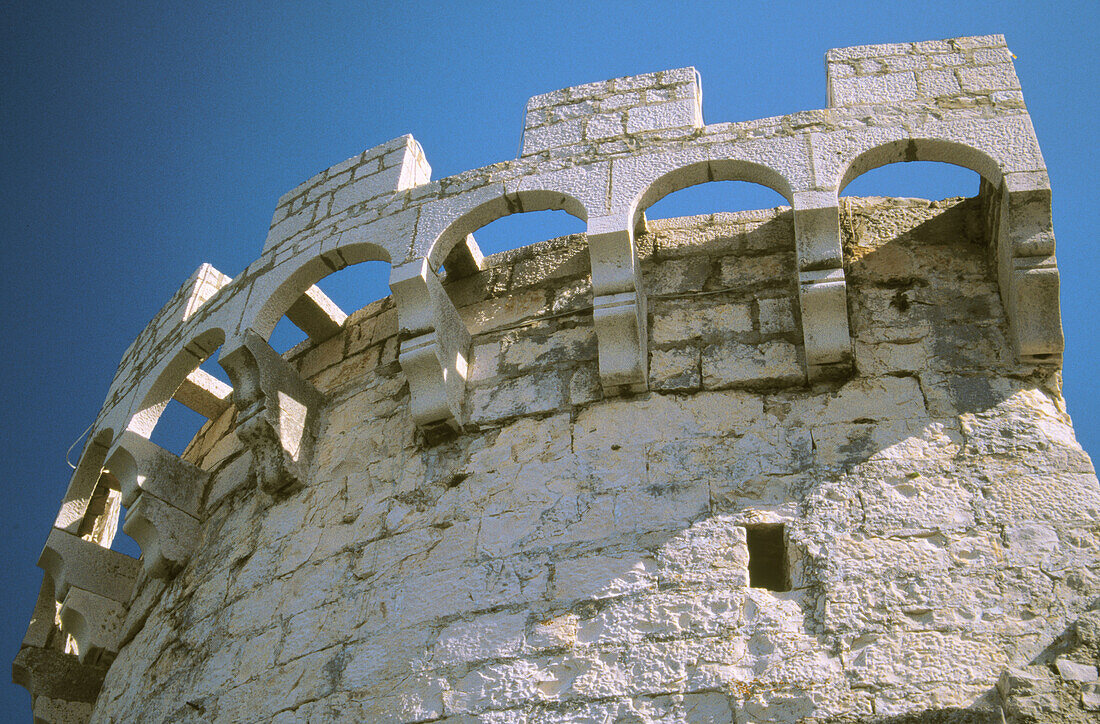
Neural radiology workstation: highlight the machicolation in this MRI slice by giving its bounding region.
[14,35,1100,723]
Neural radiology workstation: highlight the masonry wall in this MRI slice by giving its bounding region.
[84,199,1100,723]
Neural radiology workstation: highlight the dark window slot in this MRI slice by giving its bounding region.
[746,524,789,592]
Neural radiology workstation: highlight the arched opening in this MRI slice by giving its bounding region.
[56,429,115,539]
[430,191,589,322]
[440,208,589,329]
[266,259,393,355]
[630,159,793,229]
[459,209,586,259]
[841,161,980,202]
[838,145,1006,382]
[427,189,589,273]
[632,162,802,392]
[643,179,789,221]
[247,242,397,396]
[124,329,230,462]
[82,465,142,559]
[838,138,1002,193]
[428,191,592,400]
[56,430,142,560]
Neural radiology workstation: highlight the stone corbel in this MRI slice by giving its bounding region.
[13,647,106,719]
[38,528,140,605]
[37,529,139,666]
[104,431,206,578]
[587,215,648,393]
[13,576,107,721]
[390,258,471,435]
[59,587,127,665]
[996,181,1063,363]
[121,494,201,579]
[108,431,205,515]
[33,696,96,724]
[219,329,323,497]
[792,194,852,378]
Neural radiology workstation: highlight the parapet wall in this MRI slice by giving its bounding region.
[15,35,1098,724]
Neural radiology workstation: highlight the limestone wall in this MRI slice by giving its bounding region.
[14,34,1100,724]
[61,201,1100,721]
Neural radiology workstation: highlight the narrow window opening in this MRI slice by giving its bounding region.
[746,524,789,592]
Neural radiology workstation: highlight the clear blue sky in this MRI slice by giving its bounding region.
[3,0,1097,714]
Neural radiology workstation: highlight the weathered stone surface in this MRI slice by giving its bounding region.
[1056,658,1099,683]
[70,194,1094,722]
[14,34,1094,724]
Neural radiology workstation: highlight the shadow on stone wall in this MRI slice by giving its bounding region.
[86,200,1100,723]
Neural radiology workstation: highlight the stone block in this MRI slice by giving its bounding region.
[461,290,548,335]
[568,365,602,405]
[432,611,528,665]
[649,347,700,391]
[1055,657,1098,683]
[468,371,564,424]
[829,72,919,106]
[38,528,139,604]
[586,112,624,140]
[468,341,500,383]
[717,253,789,288]
[511,244,589,288]
[757,296,796,335]
[702,340,802,388]
[500,326,595,371]
[1083,683,1100,711]
[553,553,658,602]
[917,68,962,97]
[956,63,1021,92]
[643,256,710,295]
[626,98,701,134]
[651,302,752,345]
[521,118,585,156]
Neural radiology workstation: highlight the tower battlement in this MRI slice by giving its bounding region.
[15,36,1099,724]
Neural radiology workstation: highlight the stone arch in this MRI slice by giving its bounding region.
[53,428,116,537]
[244,240,392,343]
[629,158,794,230]
[127,327,227,439]
[833,134,1061,364]
[426,188,589,272]
[838,137,1004,194]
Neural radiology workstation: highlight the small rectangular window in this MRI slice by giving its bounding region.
[746,524,789,592]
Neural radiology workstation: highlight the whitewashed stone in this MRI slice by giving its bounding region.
[702,340,802,388]
[17,34,1094,724]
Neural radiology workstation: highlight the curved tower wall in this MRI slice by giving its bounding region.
[14,35,1100,723]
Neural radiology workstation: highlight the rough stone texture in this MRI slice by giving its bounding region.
[14,35,1096,724]
[32,197,1093,723]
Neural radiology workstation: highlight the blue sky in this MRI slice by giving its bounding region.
[2,0,1097,714]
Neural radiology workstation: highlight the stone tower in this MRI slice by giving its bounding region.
[14,35,1100,723]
